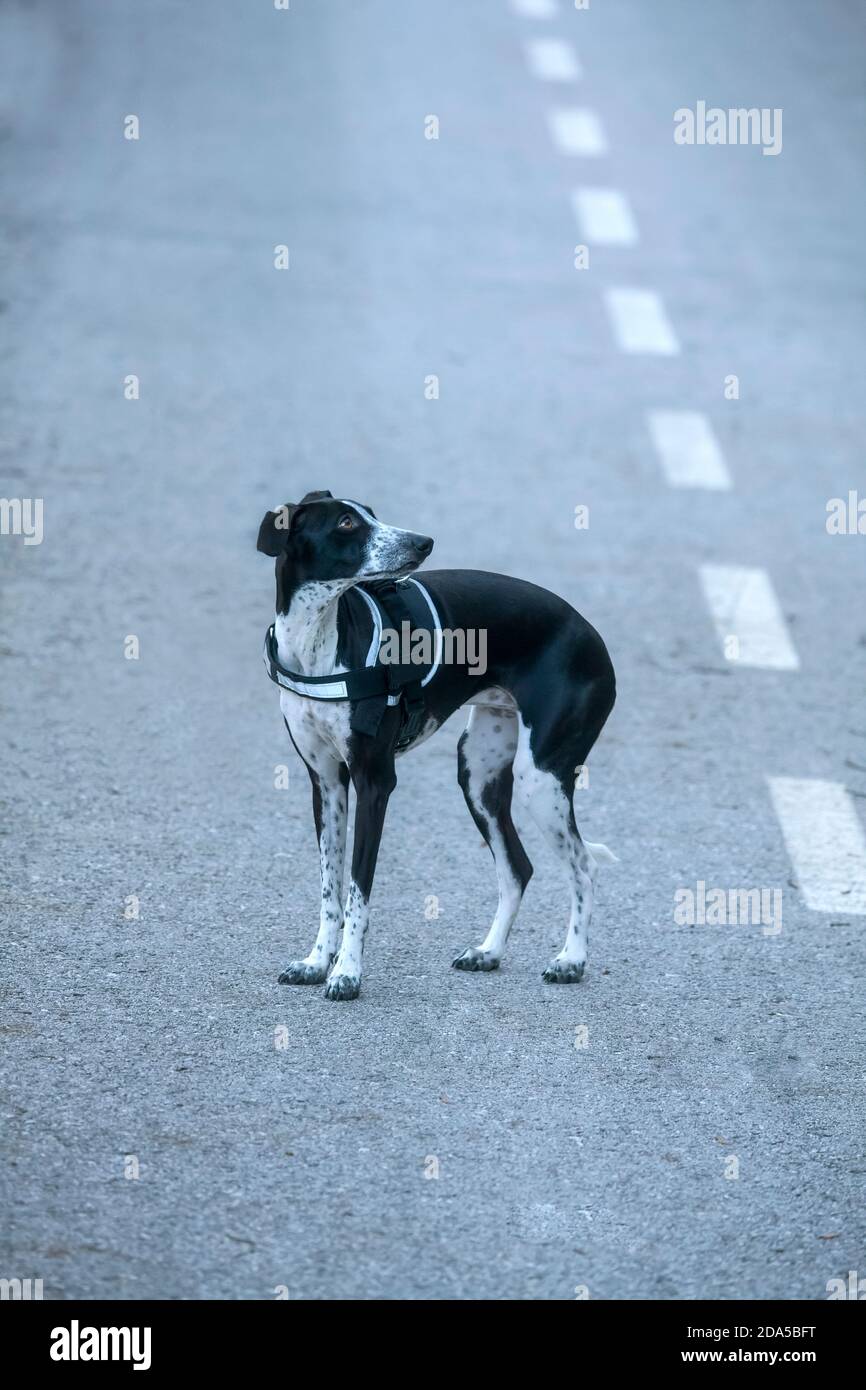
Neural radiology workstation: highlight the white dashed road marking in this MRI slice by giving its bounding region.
[647,410,732,489]
[525,38,581,81]
[519,1,839,932]
[604,288,680,355]
[699,564,799,670]
[571,188,639,245]
[768,777,866,914]
[547,107,607,155]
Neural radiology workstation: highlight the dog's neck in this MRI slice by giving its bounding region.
[273,579,355,676]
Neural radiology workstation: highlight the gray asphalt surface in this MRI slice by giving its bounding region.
[2,0,865,1300]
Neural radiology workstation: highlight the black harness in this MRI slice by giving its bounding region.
[263,577,441,749]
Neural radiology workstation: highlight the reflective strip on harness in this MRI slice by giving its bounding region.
[268,667,350,699]
[262,626,390,701]
[354,584,400,706]
[404,576,443,688]
[261,578,440,710]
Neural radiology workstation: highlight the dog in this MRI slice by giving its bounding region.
[258,490,616,1001]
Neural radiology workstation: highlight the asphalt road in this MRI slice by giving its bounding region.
[1,0,865,1300]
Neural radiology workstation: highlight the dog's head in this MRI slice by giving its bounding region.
[257,490,434,587]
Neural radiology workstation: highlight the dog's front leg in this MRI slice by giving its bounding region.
[324,757,396,1002]
[279,757,349,985]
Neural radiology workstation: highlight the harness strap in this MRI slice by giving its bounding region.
[364,579,427,746]
[263,624,412,702]
[262,579,438,748]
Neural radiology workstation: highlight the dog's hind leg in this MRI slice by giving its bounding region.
[278,754,349,985]
[452,706,533,973]
[512,711,602,984]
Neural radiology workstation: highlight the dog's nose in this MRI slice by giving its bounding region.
[411,534,434,558]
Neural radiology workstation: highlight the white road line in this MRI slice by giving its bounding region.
[604,288,680,355]
[768,777,866,914]
[647,410,732,490]
[571,188,638,246]
[547,107,607,155]
[699,564,799,670]
[511,0,558,16]
[525,38,581,81]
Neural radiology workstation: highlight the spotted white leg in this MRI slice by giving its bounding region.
[512,716,595,983]
[543,845,594,983]
[279,758,348,985]
[324,882,368,1000]
[452,706,533,972]
[325,761,395,1001]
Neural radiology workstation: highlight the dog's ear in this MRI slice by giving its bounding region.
[257,503,298,556]
[257,491,336,555]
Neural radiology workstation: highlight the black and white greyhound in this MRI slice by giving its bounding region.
[258,491,616,1001]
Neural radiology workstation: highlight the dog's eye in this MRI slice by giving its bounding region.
[337,514,356,531]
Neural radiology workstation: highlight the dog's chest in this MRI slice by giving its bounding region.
[280,688,353,767]
[271,580,442,767]
[272,591,357,766]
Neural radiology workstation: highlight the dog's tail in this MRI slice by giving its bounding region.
[584,840,619,868]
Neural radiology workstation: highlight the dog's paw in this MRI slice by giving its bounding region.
[452,947,500,973]
[278,959,330,985]
[324,973,361,1002]
[542,957,585,984]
